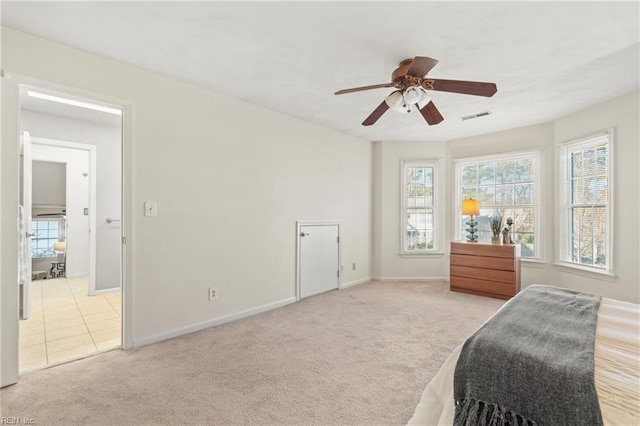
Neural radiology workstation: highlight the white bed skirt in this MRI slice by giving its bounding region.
[407,297,640,426]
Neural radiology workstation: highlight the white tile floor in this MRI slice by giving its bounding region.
[19,276,121,372]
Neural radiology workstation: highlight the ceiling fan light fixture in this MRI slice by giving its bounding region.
[384,91,410,114]
[403,86,423,105]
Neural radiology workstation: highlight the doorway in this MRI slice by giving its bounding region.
[296,222,341,300]
[17,88,123,373]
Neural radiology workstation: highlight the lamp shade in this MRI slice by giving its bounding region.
[462,198,480,215]
[53,241,66,252]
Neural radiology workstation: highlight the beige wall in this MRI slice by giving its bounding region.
[372,140,448,279]
[1,26,372,378]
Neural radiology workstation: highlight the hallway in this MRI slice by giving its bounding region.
[19,276,121,372]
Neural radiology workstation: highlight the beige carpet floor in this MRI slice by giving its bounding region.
[1,280,504,425]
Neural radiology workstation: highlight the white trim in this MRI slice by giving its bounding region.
[553,262,616,281]
[341,277,372,288]
[400,158,442,254]
[295,221,342,301]
[398,251,445,258]
[556,129,613,274]
[92,287,121,295]
[3,70,133,357]
[120,102,133,350]
[452,149,541,258]
[31,137,98,296]
[26,90,122,115]
[134,297,297,348]
[372,277,449,282]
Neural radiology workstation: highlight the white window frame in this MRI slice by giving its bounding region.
[556,130,614,276]
[453,150,541,259]
[31,218,64,259]
[400,158,442,255]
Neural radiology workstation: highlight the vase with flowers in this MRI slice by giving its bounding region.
[490,209,502,243]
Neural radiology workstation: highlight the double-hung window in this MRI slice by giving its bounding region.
[401,159,440,254]
[32,219,61,258]
[454,151,540,259]
[558,131,612,273]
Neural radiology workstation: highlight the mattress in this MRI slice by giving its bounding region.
[407,297,640,426]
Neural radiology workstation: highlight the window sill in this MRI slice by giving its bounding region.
[521,258,546,268]
[553,262,616,281]
[399,251,445,258]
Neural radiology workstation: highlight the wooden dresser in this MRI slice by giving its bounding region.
[450,241,521,300]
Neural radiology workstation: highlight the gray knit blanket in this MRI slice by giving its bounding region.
[453,285,603,426]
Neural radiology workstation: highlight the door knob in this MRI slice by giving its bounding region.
[300,232,309,237]
[26,232,35,238]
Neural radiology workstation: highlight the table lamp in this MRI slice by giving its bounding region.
[462,198,480,242]
[53,241,66,262]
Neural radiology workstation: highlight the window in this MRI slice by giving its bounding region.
[559,131,612,273]
[454,151,540,258]
[401,159,440,253]
[32,219,61,258]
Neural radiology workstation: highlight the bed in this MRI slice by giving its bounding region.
[407,285,640,426]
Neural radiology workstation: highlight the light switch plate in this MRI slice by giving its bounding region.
[144,201,157,217]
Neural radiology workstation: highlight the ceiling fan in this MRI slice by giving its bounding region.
[335,56,497,126]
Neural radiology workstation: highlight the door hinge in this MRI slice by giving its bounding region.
[337,270,340,277]
[337,236,340,243]
[122,236,127,244]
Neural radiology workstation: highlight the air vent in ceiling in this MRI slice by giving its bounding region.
[461,111,492,121]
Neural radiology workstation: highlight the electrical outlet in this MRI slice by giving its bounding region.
[352,262,356,270]
[208,287,218,301]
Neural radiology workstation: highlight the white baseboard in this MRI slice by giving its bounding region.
[341,277,372,289]
[93,287,121,295]
[67,272,88,278]
[134,297,297,348]
[372,277,449,282]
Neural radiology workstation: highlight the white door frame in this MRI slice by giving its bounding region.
[1,71,133,387]
[295,221,341,301]
[31,137,97,294]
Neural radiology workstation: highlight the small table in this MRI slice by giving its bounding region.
[50,262,66,278]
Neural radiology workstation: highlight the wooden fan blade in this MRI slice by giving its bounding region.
[423,78,497,97]
[335,83,393,95]
[419,101,444,126]
[362,101,390,126]
[406,56,439,78]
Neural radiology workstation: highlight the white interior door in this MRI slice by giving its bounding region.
[298,223,340,299]
[19,131,33,319]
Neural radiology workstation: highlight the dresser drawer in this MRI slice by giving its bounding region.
[451,265,515,284]
[451,242,517,258]
[450,254,516,271]
[450,276,517,298]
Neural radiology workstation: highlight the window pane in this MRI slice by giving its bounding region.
[462,186,477,200]
[515,159,533,182]
[495,185,514,205]
[477,185,495,205]
[595,177,607,203]
[593,207,606,237]
[478,163,495,185]
[514,183,533,205]
[496,161,515,184]
[404,162,437,252]
[594,238,606,267]
[462,165,477,186]
[565,138,610,269]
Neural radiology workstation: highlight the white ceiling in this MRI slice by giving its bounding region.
[2,1,639,142]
